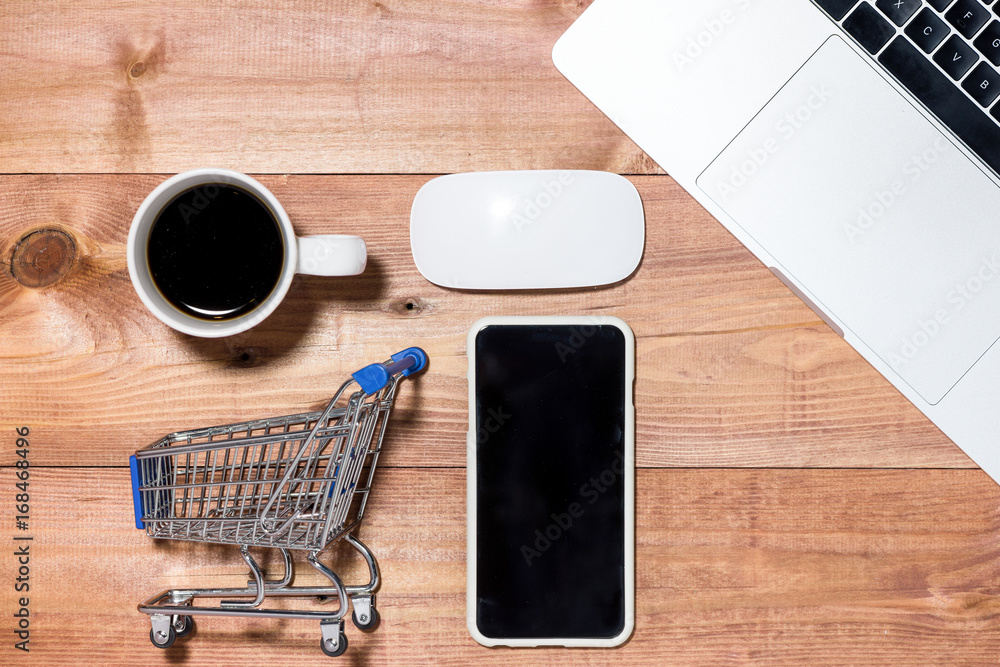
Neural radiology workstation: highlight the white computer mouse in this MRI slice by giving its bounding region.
[410,170,644,290]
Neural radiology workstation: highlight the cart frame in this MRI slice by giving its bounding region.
[130,347,426,656]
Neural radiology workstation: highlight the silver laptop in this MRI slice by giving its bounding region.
[554,0,1000,484]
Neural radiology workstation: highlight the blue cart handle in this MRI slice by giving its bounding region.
[130,455,145,530]
[352,347,427,395]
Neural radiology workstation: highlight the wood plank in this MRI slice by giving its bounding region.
[0,1,663,175]
[7,4,995,666]
[1,467,997,664]
[0,174,961,468]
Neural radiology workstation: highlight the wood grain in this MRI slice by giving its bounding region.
[1,468,997,665]
[0,0,663,175]
[2,2,997,663]
[0,174,960,468]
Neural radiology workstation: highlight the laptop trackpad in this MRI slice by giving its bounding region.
[697,36,1000,405]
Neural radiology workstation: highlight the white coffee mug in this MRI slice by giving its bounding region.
[127,168,367,338]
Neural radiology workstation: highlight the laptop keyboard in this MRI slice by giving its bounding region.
[814,0,1000,174]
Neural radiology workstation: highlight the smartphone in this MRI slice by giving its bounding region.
[467,316,635,647]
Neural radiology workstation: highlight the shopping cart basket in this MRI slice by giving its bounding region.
[130,347,427,657]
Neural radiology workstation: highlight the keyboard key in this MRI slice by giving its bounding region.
[973,20,1000,64]
[928,0,955,9]
[962,61,1000,105]
[991,99,1000,121]
[879,36,1000,174]
[876,0,921,25]
[933,33,979,78]
[946,0,991,38]
[844,3,896,54]
[815,0,860,20]
[906,8,950,52]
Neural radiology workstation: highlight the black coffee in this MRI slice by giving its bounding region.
[148,183,284,320]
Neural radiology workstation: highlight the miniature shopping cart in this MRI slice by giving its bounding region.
[130,347,427,657]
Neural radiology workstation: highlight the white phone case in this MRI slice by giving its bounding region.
[466,315,636,648]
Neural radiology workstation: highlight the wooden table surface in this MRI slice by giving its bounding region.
[1,2,998,664]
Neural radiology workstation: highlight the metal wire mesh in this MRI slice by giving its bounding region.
[133,377,398,551]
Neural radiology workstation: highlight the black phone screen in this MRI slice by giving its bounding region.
[474,323,628,640]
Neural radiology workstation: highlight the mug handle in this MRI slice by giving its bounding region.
[296,235,367,276]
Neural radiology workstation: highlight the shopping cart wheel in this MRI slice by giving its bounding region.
[320,631,348,657]
[149,626,176,649]
[352,606,379,631]
[173,615,194,638]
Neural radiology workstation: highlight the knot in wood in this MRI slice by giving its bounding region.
[232,347,262,368]
[396,298,424,315]
[10,229,76,288]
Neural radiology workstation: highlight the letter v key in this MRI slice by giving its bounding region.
[932,35,977,79]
